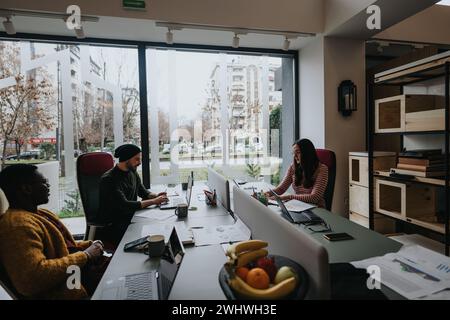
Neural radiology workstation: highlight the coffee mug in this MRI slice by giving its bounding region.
[175,203,188,218]
[147,234,166,257]
[181,182,188,191]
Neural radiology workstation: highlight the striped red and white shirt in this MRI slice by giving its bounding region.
[272,163,328,208]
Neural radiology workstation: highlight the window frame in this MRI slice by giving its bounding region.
[0,32,299,187]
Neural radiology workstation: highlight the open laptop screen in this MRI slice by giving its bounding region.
[158,227,185,299]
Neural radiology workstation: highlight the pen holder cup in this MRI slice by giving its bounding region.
[204,190,217,207]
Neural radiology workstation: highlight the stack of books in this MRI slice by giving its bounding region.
[391,149,447,178]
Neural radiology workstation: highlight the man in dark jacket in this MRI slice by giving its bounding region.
[99,144,168,244]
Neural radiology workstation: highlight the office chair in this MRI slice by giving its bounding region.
[76,152,114,240]
[0,188,9,216]
[316,149,336,211]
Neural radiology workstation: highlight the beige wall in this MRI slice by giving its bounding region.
[375,5,450,45]
[324,0,376,33]
[323,37,366,216]
[299,37,325,149]
[2,0,325,33]
[299,37,366,216]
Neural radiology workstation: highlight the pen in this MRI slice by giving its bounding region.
[190,226,204,229]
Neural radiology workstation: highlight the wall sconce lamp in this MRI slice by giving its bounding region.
[338,80,357,117]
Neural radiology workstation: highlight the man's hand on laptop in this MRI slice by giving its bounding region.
[153,195,169,205]
[141,195,169,208]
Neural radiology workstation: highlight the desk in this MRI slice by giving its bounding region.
[93,182,235,300]
[94,181,404,300]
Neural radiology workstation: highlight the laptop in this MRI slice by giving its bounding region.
[160,175,193,210]
[270,190,323,224]
[100,227,185,300]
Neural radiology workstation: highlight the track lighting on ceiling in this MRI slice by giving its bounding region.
[232,33,240,48]
[156,22,314,51]
[2,16,15,35]
[283,37,290,51]
[166,28,174,45]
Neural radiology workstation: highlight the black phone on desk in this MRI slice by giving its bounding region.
[124,236,149,252]
[323,232,354,241]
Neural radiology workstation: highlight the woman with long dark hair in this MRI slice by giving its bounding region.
[266,138,328,208]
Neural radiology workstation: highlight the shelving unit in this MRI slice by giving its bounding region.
[369,52,450,256]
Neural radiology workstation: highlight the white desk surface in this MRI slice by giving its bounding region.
[93,182,234,300]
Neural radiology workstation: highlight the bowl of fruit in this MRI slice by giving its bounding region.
[219,240,309,300]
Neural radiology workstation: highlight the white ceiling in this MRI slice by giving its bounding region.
[1,15,315,51]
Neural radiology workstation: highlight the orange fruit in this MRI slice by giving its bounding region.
[246,267,270,289]
[236,267,249,281]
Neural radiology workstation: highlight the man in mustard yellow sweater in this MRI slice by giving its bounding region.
[0,164,104,299]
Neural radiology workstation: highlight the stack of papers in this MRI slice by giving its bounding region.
[284,199,316,212]
[141,222,194,245]
[192,220,251,247]
[352,245,450,299]
[134,210,174,221]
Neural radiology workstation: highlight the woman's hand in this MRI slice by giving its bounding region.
[264,191,274,199]
[278,194,292,202]
[156,192,167,197]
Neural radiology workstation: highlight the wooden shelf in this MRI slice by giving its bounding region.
[374,170,448,187]
[374,50,450,85]
[374,130,447,136]
[375,211,447,234]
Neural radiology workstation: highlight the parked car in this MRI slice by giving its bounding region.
[5,150,41,160]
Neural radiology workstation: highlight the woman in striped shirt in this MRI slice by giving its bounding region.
[266,138,328,208]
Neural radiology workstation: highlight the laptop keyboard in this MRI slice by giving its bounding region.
[163,196,184,207]
[124,271,156,300]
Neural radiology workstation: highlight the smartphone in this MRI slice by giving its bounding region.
[124,236,149,252]
[323,232,354,241]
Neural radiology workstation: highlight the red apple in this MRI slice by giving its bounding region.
[256,256,277,281]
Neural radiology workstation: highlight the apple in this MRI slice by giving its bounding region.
[274,266,298,284]
[256,256,277,281]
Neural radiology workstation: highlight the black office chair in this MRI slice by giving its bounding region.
[316,149,336,211]
[76,152,114,240]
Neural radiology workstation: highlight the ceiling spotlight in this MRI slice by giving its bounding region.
[283,37,290,51]
[2,16,15,35]
[232,33,240,48]
[166,28,173,45]
[74,26,85,39]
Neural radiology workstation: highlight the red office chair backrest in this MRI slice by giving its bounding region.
[76,152,114,223]
[316,149,336,211]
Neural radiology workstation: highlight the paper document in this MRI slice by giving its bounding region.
[134,209,174,221]
[351,245,450,299]
[284,199,316,212]
[141,222,194,245]
[192,222,251,247]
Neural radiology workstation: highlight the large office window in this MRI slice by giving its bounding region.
[146,49,295,185]
[1,37,296,231]
[0,40,139,227]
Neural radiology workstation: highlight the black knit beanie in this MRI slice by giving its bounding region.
[114,144,141,162]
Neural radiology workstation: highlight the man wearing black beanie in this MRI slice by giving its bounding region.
[99,144,168,244]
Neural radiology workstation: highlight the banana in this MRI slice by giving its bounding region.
[226,240,268,260]
[228,274,297,300]
[235,248,268,268]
